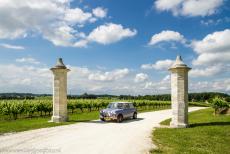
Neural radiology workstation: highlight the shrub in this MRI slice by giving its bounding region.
[211,97,230,115]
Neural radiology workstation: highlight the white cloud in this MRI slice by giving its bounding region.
[134,73,149,83]
[64,8,93,25]
[148,30,185,46]
[141,64,153,70]
[155,0,223,17]
[0,0,67,40]
[192,52,230,66]
[67,65,91,78]
[42,25,78,47]
[200,19,215,26]
[155,0,183,14]
[144,76,170,92]
[88,68,130,81]
[189,29,230,78]
[16,57,40,65]
[141,59,174,70]
[0,0,136,48]
[73,39,89,48]
[192,29,230,54]
[0,64,51,93]
[189,65,223,77]
[201,17,230,26]
[0,0,91,46]
[0,43,25,50]
[192,29,230,66]
[88,23,137,45]
[189,79,230,93]
[182,0,223,17]
[162,75,170,81]
[92,7,107,18]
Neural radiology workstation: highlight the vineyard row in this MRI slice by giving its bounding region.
[0,99,171,120]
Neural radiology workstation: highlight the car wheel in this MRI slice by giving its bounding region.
[100,118,105,121]
[133,112,137,119]
[117,114,123,123]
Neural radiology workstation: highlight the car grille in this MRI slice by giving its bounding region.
[101,112,110,117]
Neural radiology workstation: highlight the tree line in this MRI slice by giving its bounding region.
[0,92,229,102]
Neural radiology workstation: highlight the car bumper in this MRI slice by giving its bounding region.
[100,115,117,121]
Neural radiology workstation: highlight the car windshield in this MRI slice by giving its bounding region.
[107,103,124,109]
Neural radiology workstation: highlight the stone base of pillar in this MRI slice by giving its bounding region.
[170,122,188,128]
[50,115,68,123]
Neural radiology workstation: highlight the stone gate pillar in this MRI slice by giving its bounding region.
[169,55,191,128]
[50,58,70,122]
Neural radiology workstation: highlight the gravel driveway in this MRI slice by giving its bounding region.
[0,107,205,154]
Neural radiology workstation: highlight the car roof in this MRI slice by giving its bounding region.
[110,102,133,104]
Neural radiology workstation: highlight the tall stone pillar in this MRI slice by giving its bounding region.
[50,58,70,122]
[169,56,191,128]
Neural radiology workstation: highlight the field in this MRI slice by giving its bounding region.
[151,108,230,154]
[0,98,208,134]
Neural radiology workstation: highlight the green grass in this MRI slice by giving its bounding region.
[0,111,99,134]
[151,108,230,154]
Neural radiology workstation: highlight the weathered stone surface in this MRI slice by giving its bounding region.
[169,56,191,128]
[50,58,70,123]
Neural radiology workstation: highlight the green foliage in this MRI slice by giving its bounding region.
[211,97,230,114]
[212,97,229,108]
[1,101,12,117]
[10,101,25,120]
[24,101,37,117]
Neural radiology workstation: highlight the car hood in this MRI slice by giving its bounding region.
[101,108,122,113]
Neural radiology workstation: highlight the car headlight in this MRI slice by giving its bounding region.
[111,112,116,115]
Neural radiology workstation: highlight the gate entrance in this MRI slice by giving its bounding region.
[49,56,191,128]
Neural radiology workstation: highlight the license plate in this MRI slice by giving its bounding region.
[104,117,111,121]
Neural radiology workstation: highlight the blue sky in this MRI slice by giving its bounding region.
[0,0,229,95]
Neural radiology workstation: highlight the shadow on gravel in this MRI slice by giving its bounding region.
[190,122,230,127]
[78,118,144,124]
[68,119,93,122]
[121,118,144,123]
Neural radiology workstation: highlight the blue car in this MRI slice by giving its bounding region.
[100,102,137,122]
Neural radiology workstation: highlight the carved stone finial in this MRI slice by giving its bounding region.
[54,58,66,69]
[169,55,191,70]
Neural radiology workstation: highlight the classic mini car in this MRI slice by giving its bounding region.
[99,102,137,122]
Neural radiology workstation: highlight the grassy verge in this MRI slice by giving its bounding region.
[0,111,99,134]
[151,108,230,154]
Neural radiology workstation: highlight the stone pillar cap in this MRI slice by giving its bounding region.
[169,55,191,70]
[51,58,68,70]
